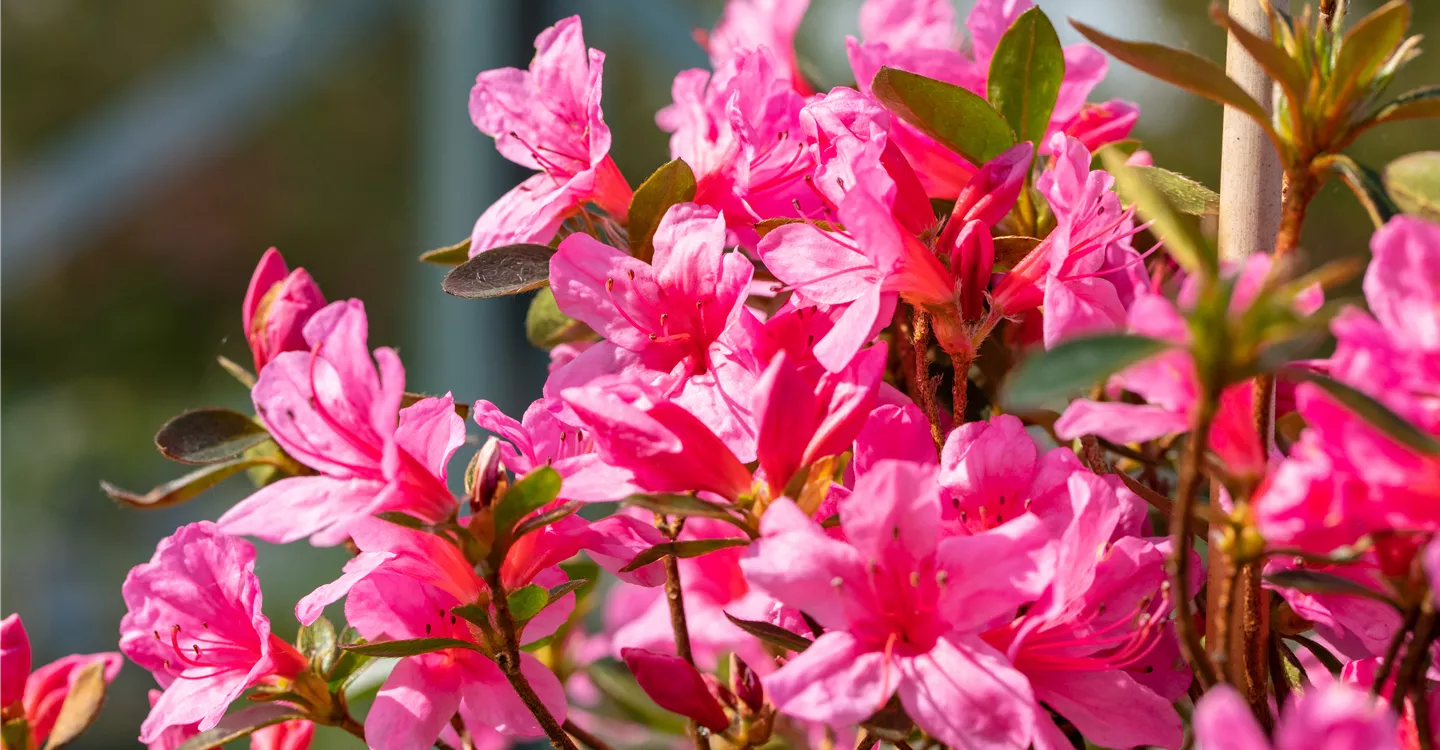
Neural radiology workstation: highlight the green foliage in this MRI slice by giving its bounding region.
[628,159,697,264]
[870,67,1015,166]
[1004,334,1174,410]
[987,8,1065,145]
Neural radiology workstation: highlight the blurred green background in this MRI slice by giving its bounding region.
[2,0,1435,747]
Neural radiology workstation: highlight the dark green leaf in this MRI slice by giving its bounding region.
[1111,166,1218,216]
[1383,151,1440,222]
[628,159,697,263]
[400,392,471,420]
[154,408,270,465]
[494,466,563,538]
[1286,633,1345,677]
[526,287,594,349]
[102,456,279,509]
[870,67,1015,166]
[546,579,586,604]
[442,243,555,299]
[1367,85,1440,128]
[173,705,303,750]
[419,237,472,266]
[42,662,107,750]
[623,493,743,522]
[1282,368,1440,456]
[512,500,581,541]
[987,8,1065,145]
[297,616,338,673]
[1330,0,1410,101]
[1071,20,1279,150]
[507,584,549,623]
[1263,569,1399,608]
[1101,149,1215,275]
[620,538,750,573]
[1325,154,1398,228]
[1004,334,1173,410]
[723,613,813,652]
[374,511,432,531]
[340,637,481,658]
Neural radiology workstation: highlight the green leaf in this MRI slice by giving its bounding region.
[1071,20,1279,151]
[154,408,270,465]
[512,500,581,541]
[619,538,750,573]
[1109,165,1218,216]
[1324,154,1398,228]
[624,493,746,523]
[507,584,549,623]
[1329,0,1410,101]
[442,243,555,299]
[3,719,33,750]
[101,455,279,509]
[1366,85,1440,128]
[526,287,594,349]
[723,613,813,652]
[1102,149,1216,275]
[1263,569,1398,608]
[1383,151,1440,222]
[494,466,563,538]
[297,616,338,673]
[419,237,471,266]
[987,8,1065,145]
[341,637,481,658]
[1282,368,1440,456]
[870,67,1016,166]
[41,661,108,750]
[173,705,304,750]
[1004,334,1174,410]
[451,604,493,632]
[628,159,697,264]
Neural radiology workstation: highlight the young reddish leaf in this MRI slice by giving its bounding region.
[154,408,270,465]
[987,8,1066,146]
[620,648,730,732]
[871,67,1016,166]
[1328,0,1410,104]
[628,159,697,264]
[1071,20,1280,152]
[442,243,555,299]
[399,393,470,420]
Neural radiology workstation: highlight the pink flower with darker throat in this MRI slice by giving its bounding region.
[469,16,631,254]
[120,523,306,744]
[218,300,464,546]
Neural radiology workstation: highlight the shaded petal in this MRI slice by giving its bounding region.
[217,476,384,546]
[896,634,1035,750]
[367,656,462,750]
[1192,684,1270,750]
[1031,669,1182,750]
[1054,400,1190,445]
[763,631,888,727]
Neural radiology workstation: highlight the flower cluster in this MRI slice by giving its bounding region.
[9,1,1439,749]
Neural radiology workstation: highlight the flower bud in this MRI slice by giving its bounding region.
[1,614,30,709]
[730,653,763,714]
[946,141,1033,230]
[242,248,326,373]
[947,220,996,322]
[621,648,730,732]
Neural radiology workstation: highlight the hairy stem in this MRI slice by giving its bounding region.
[564,720,617,750]
[951,350,972,426]
[659,515,706,750]
[483,565,578,750]
[911,309,942,451]
[1373,606,1420,699]
[1172,401,1221,689]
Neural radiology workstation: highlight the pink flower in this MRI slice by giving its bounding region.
[242,248,326,373]
[471,397,640,503]
[468,16,631,254]
[549,202,759,455]
[986,474,1184,750]
[740,459,1053,748]
[1194,682,1399,750]
[659,49,818,239]
[1264,553,1400,660]
[120,522,306,744]
[144,691,314,750]
[703,0,812,93]
[1,614,123,748]
[219,300,464,546]
[1055,99,1140,153]
[621,648,730,732]
[859,0,957,49]
[297,523,572,749]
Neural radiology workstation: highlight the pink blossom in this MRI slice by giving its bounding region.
[1264,553,1400,660]
[468,16,631,254]
[659,49,817,240]
[296,523,572,748]
[1194,682,1399,750]
[471,397,639,503]
[740,459,1053,748]
[1055,99,1140,153]
[703,0,811,93]
[242,248,326,373]
[144,693,314,750]
[986,474,1184,750]
[120,522,306,744]
[1,614,123,748]
[219,300,464,546]
[621,648,730,732]
[859,0,957,49]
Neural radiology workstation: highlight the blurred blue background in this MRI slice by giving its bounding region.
[2,0,1435,747]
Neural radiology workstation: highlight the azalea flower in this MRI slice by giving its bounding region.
[1,614,124,749]
[242,248,325,373]
[1194,682,1399,750]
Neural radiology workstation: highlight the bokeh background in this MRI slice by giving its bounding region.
[3,0,1436,747]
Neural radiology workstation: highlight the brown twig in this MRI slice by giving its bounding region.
[564,720,618,750]
[911,308,942,451]
[951,349,973,426]
[1172,417,1221,689]
[450,714,476,750]
[658,515,707,750]
[483,564,579,750]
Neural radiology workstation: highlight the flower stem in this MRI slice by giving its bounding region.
[658,515,707,750]
[483,565,578,750]
[1172,399,1220,689]
[1392,604,1436,716]
[951,349,973,426]
[911,308,942,451]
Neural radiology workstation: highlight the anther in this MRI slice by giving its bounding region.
[626,269,635,280]
[830,576,843,588]
[605,278,615,291]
